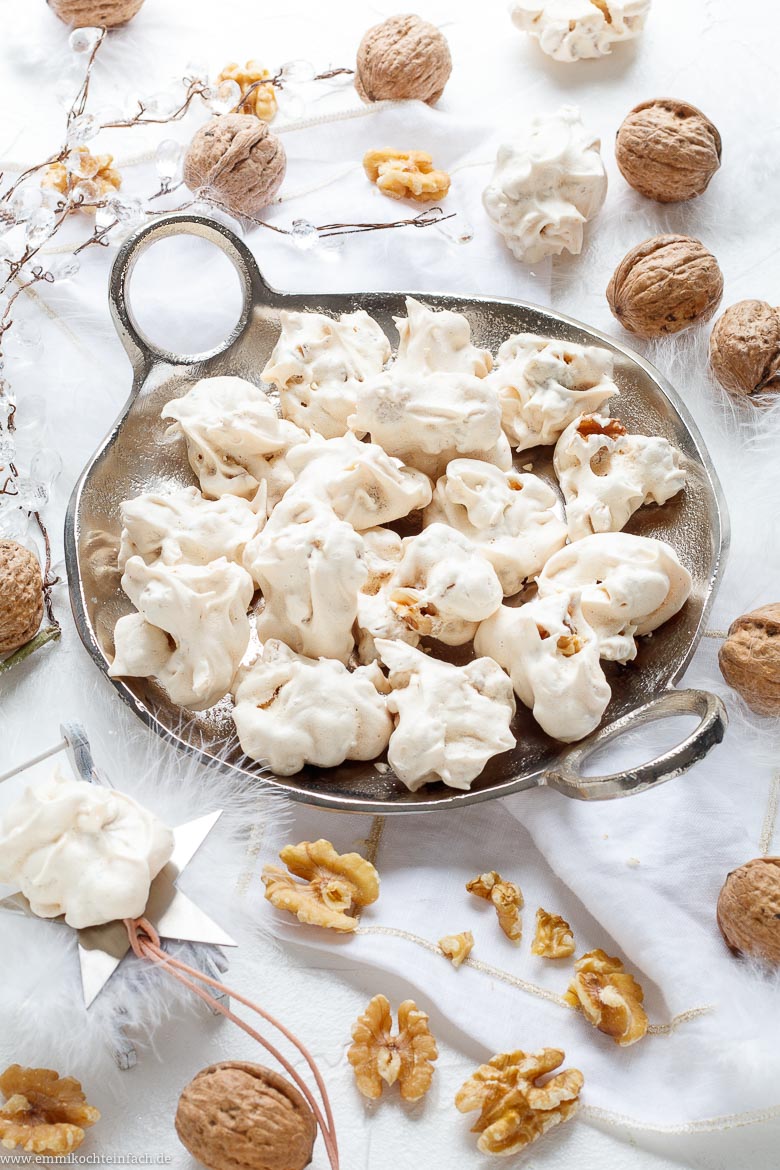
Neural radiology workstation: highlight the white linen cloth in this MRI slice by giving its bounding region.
[2,0,780,1166]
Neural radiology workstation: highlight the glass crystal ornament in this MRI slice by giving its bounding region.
[11,319,42,349]
[11,186,43,223]
[95,203,117,231]
[184,59,209,84]
[47,256,81,282]
[280,59,316,83]
[145,90,181,118]
[108,196,145,227]
[155,139,183,188]
[31,448,63,492]
[290,218,319,251]
[66,114,100,148]
[15,477,48,511]
[24,208,55,248]
[68,26,102,54]
[438,215,475,245]
[0,502,29,542]
[66,149,101,179]
[0,426,16,463]
[204,79,241,115]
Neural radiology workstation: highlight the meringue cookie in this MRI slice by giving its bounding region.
[377,638,516,791]
[283,432,432,530]
[388,523,503,646]
[109,555,253,709]
[475,593,610,742]
[489,334,619,452]
[393,297,492,377]
[537,532,692,662]
[244,499,366,663]
[351,370,510,480]
[554,415,687,541]
[0,770,174,929]
[118,486,262,570]
[232,640,392,775]
[161,376,307,512]
[511,0,651,63]
[261,309,391,439]
[482,106,607,264]
[355,587,421,665]
[423,460,567,595]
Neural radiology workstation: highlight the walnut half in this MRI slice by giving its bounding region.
[0,1066,100,1157]
[363,149,450,203]
[531,909,575,959]
[564,949,648,1046]
[456,1049,583,1156]
[348,995,438,1102]
[466,871,523,941]
[262,839,379,932]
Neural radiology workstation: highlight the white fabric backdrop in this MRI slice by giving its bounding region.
[1,0,780,1166]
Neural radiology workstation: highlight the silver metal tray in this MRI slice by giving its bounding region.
[65,214,729,814]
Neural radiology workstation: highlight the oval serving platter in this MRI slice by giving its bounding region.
[66,214,729,814]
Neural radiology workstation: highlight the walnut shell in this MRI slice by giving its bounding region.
[606,234,723,339]
[616,98,721,203]
[709,301,780,396]
[355,14,452,105]
[175,1062,317,1170]
[183,115,286,218]
[718,604,780,715]
[47,0,145,26]
[717,858,780,965]
[0,540,43,655]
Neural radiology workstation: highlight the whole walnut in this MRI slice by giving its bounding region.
[47,0,145,26]
[616,99,721,203]
[717,858,780,965]
[709,301,780,396]
[606,234,723,339]
[175,1062,317,1170]
[718,605,780,715]
[183,115,286,218]
[0,540,43,655]
[355,14,452,105]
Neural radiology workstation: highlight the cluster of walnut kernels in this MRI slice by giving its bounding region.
[261,839,649,1155]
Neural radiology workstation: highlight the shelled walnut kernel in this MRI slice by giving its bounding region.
[348,995,438,1101]
[565,949,648,1046]
[363,149,450,202]
[466,871,523,941]
[262,839,379,931]
[438,931,474,968]
[0,1066,99,1157]
[531,909,575,959]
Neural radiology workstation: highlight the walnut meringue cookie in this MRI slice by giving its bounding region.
[232,640,392,774]
[0,770,174,930]
[482,107,607,264]
[554,415,686,541]
[261,309,391,439]
[360,526,404,595]
[355,528,417,666]
[283,432,432,530]
[510,1,651,62]
[377,639,516,790]
[387,523,504,646]
[393,297,492,377]
[537,532,692,662]
[109,556,253,710]
[118,486,262,570]
[488,334,619,452]
[423,460,567,595]
[244,498,367,663]
[475,593,610,742]
[161,376,307,512]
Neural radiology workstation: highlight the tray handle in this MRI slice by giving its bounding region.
[542,689,727,801]
[108,213,269,372]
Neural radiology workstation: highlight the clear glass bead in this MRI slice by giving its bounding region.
[0,503,29,542]
[16,477,48,511]
[24,208,55,248]
[107,196,145,226]
[184,59,209,84]
[12,318,42,348]
[31,448,63,488]
[68,26,102,53]
[73,179,100,203]
[204,79,241,115]
[66,113,100,147]
[290,218,319,251]
[280,59,316,83]
[155,139,183,185]
[11,186,42,223]
[437,215,475,245]
[95,203,117,230]
[47,255,81,282]
[144,90,181,118]
[0,428,16,462]
[66,148,100,179]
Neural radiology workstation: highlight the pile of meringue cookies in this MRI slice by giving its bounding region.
[109,297,691,791]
